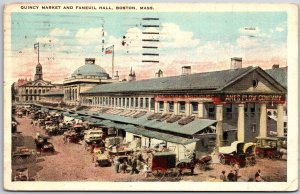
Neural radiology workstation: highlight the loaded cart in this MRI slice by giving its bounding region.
[148,152,179,179]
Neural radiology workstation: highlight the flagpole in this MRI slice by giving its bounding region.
[112,45,114,77]
[37,42,40,63]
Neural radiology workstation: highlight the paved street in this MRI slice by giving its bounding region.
[12,116,287,182]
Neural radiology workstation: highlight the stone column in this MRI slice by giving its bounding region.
[148,98,151,112]
[277,103,285,137]
[163,101,168,113]
[124,98,128,109]
[173,101,179,115]
[215,104,223,149]
[259,103,267,137]
[198,102,204,118]
[154,101,159,113]
[185,101,191,116]
[237,103,245,142]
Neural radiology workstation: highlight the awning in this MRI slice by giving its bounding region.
[122,126,196,145]
[78,110,216,136]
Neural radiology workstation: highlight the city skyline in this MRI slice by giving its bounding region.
[10,11,287,83]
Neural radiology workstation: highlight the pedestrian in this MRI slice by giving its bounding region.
[131,157,139,175]
[227,170,235,182]
[220,170,227,182]
[233,162,240,181]
[255,169,263,182]
[120,161,128,173]
[114,157,120,173]
[143,163,151,178]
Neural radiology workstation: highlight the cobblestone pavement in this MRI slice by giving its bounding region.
[12,116,287,182]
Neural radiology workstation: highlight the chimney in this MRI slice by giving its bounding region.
[182,66,191,75]
[85,58,95,64]
[155,69,163,78]
[272,64,280,69]
[231,57,242,69]
[113,71,119,80]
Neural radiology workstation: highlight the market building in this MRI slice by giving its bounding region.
[75,61,286,158]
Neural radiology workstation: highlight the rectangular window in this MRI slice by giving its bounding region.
[26,89,28,94]
[135,98,139,107]
[140,98,144,108]
[208,104,215,118]
[112,98,114,105]
[192,102,198,113]
[122,98,125,107]
[179,102,185,113]
[126,98,129,107]
[131,98,134,108]
[159,101,164,111]
[252,123,257,133]
[169,102,174,112]
[145,98,149,108]
[150,98,155,110]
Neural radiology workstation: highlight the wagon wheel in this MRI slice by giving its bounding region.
[250,156,256,166]
[229,159,237,167]
[152,167,165,180]
[196,160,207,171]
[167,168,180,179]
[14,156,23,164]
[257,152,264,159]
[28,154,36,162]
[219,155,226,165]
[274,152,282,160]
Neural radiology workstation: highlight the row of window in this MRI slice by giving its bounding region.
[25,96,39,101]
[83,97,155,109]
[25,88,49,94]
[65,88,78,101]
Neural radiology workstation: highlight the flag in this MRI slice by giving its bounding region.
[34,43,39,52]
[105,45,113,54]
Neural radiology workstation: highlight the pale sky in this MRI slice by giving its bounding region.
[10,11,287,83]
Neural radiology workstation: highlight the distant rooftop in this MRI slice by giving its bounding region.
[265,66,287,88]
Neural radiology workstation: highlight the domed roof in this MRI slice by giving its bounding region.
[71,59,108,78]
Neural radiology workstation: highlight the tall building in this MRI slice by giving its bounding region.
[16,62,56,102]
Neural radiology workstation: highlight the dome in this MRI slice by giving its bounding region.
[71,58,109,78]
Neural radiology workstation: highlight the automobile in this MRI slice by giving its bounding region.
[218,141,246,167]
[84,129,103,143]
[255,137,282,160]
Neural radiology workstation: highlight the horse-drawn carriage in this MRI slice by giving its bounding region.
[34,134,55,153]
[218,141,247,167]
[16,111,23,118]
[63,124,85,143]
[255,137,282,160]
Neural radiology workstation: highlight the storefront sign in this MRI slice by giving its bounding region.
[222,94,284,103]
[155,95,214,102]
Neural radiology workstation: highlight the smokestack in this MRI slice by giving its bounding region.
[182,66,191,75]
[272,64,280,69]
[85,58,95,64]
[231,57,242,69]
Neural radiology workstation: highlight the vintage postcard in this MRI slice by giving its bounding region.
[3,2,298,191]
